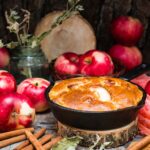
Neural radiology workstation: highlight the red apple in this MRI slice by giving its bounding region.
[138,95,150,135]
[0,47,10,68]
[131,76,150,135]
[111,16,144,45]
[109,45,142,70]
[0,93,35,132]
[54,52,79,75]
[145,81,150,95]
[0,70,16,94]
[79,50,114,76]
[17,78,50,112]
[131,74,150,89]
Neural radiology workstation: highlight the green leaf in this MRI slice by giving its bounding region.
[6,41,19,49]
[10,10,20,20]
[10,10,18,16]
[75,5,84,11]
[52,136,82,150]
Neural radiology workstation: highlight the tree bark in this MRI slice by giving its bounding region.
[0,0,150,63]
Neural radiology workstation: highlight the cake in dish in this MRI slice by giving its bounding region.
[49,76,143,111]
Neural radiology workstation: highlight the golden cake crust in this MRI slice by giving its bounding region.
[49,76,143,111]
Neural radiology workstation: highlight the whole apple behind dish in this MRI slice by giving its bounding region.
[54,52,80,75]
[52,50,118,80]
[110,16,144,46]
[109,45,142,70]
[78,50,114,76]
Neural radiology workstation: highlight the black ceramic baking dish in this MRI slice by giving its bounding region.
[45,63,149,130]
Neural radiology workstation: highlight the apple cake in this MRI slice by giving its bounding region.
[49,76,143,111]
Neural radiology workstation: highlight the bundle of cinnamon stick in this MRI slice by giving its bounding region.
[127,135,150,150]
[0,128,62,150]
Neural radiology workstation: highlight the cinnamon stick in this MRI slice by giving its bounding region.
[22,134,53,150]
[127,135,150,150]
[14,128,46,150]
[0,134,27,148]
[25,130,45,150]
[0,128,34,141]
[38,134,53,146]
[43,136,62,150]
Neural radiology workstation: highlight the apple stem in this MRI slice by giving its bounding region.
[12,112,17,118]
[35,82,38,86]
[85,59,92,64]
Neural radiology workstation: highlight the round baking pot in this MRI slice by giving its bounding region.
[45,63,149,130]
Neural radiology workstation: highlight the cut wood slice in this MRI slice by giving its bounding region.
[58,119,138,149]
[35,11,96,62]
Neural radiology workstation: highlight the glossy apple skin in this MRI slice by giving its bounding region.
[79,50,114,76]
[17,78,50,112]
[138,95,150,135]
[131,74,150,89]
[132,75,150,135]
[0,47,10,68]
[0,70,16,94]
[145,81,150,95]
[111,16,144,46]
[54,52,79,75]
[0,93,35,132]
[109,45,142,70]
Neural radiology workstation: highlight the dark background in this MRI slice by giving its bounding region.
[0,0,150,63]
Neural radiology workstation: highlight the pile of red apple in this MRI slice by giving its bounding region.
[132,75,150,135]
[0,70,50,132]
[109,16,143,70]
[54,16,144,78]
[109,16,150,136]
[54,50,114,77]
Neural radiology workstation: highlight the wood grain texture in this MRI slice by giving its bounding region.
[35,11,96,61]
[0,0,150,62]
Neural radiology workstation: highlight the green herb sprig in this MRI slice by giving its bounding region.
[51,136,82,150]
[0,0,83,49]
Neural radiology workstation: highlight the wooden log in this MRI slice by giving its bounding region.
[35,11,96,62]
[58,119,138,149]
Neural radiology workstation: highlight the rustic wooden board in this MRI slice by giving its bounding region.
[1,110,140,150]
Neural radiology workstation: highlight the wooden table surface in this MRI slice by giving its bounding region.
[2,110,139,150]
